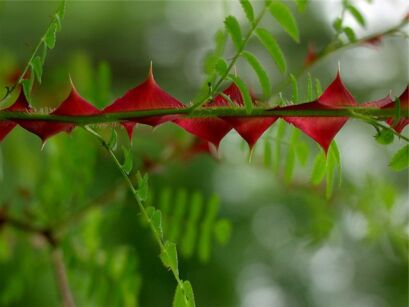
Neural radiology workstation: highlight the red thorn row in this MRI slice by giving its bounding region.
[0,68,408,154]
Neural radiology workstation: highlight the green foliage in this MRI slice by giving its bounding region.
[375,129,394,145]
[241,51,272,99]
[240,0,255,24]
[255,28,287,73]
[173,281,195,307]
[121,146,133,175]
[154,188,232,262]
[389,145,409,171]
[160,241,179,275]
[224,16,243,50]
[268,1,300,42]
[346,3,366,27]
[227,74,253,113]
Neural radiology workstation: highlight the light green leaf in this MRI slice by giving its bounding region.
[215,58,228,76]
[311,151,326,185]
[108,128,117,150]
[136,172,149,202]
[198,195,219,263]
[375,129,394,145]
[332,18,343,32]
[173,281,195,307]
[255,28,287,73]
[295,0,308,12]
[263,139,272,167]
[296,141,309,165]
[40,42,48,64]
[160,241,179,275]
[346,4,366,27]
[242,51,272,98]
[307,73,314,100]
[343,27,356,42]
[315,78,323,97]
[21,73,34,101]
[44,21,58,49]
[181,192,203,258]
[290,73,298,103]
[146,207,163,240]
[31,56,43,84]
[121,146,133,175]
[389,144,409,171]
[183,281,196,307]
[240,0,255,24]
[228,74,253,114]
[224,16,243,50]
[213,219,232,245]
[268,1,300,42]
[169,189,188,242]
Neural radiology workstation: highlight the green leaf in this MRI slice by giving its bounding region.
[224,16,242,50]
[160,241,179,275]
[296,141,309,165]
[375,129,394,145]
[121,146,133,175]
[263,138,272,167]
[290,74,298,103]
[332,18,343,32]
[183,281,196,307]
[255,28,287,73]
[315,78,323,97]
[181,192,203,258]
[44,21,58,49]
[21,73,34,101]
[311,151,326,185]
[214,58,228,76]
[108,128,118,151]
[228,74,253,114]
[57,0,67,20]
[169,189,188,242]
[330,141,342,187]
[346,4,366,27]
[268,1,300,42]
[198,195,219,263]
[173,281,195,307]
[307,73,314,100]
[295,0,308,11]
[389,145,409,171]
[241,51,272,99]
[40,42,48,64]
[146,207,163,240]
[31,56,43,84]
[274,119,287,171]
[136,172,149,202]
[325,142,341,198]
[213,219,232,245]
[240,0,255,24]
[343,27,356,42]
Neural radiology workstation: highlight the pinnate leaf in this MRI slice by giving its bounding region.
[268,1,300,42]
[241,51,272,99]
[389,145,409,171]
[224,16,242,50]
[240,0,255,24]
[255,28,287,73]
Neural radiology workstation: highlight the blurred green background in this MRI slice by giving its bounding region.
[0,1,408,307]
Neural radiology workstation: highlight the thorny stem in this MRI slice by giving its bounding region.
[84,126,191,305]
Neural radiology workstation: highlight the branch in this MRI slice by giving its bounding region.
[51,248,77,307]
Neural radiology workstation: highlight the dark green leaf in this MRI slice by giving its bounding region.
[181,192,203,258]
[169,189,188,242]
[241,51,272,98]
[346,4,366,27]
[389,145,409,171]
[240,0,255,24]
[228,74,253,113]
[215,58,228,76]
[147,207,163,240]
[268,1,300,42]
[224,16,242,50]
[255,28,287,73]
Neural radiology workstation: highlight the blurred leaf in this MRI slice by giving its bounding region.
[181,192,203,257]
[146,207,163,240]
[121,146,133,175]
[346,4,366,27]
[389,144,409,171]
[213,219,232,245]
[224,16,243,50]
[136,172,149,202]
[228,74,253,113]
[169,189,188,242]
[21,74,34,101]
[268,1,300,42]
[31,56,43,84]
[198,195,219,263]
[311,151,326,185]
[242,51,272,98]
[173,281,195,307]
[344,27,356,42]
[295,0,308,11]
[215,58,228,76]
[108,128,118,151]
[307,73,314,100]
[290,73,298,102]
[240,0,255,24]
[315,78,323,97]
[255,28,287,73]
[375,129,394,145]
[44,21,58,49]
[160,241,179,275]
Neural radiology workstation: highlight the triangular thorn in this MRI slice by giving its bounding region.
[147,61,155,82]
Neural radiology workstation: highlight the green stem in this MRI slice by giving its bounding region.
[84,126,190,305]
